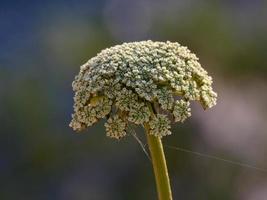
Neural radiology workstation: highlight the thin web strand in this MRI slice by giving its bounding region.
[129,126,151,161]
[165,145,267,173]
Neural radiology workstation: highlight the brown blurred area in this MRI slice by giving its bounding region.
[1,0,267,199]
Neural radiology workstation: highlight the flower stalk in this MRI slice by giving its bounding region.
[144,123,173,200]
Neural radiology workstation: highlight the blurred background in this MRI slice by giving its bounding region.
[1,0,267,199]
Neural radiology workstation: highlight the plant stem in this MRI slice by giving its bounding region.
[144,124,173,200]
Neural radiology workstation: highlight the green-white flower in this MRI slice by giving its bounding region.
[173,99,191,123]
[70,40,217,138]
[149,114,172,138]
[105,115,127,139]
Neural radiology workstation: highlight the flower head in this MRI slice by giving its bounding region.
[70,40,217,138]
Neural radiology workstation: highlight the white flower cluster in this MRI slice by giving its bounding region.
[173,100,191,123]
[128,102,150,124]
[105,115,127,139]
[149,114,171,138]
[70,40,217,139]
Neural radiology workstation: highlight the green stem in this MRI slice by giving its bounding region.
[144,124,173,200]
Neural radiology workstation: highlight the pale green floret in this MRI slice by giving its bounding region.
[93,96,113,118]
[115,88,138,111]
[105,115,127,139]
[157,87,174,110]
[149,114,171,138]
[103,82,122,99]
[69,115,85,131]
[200,85,217,109]
[70,40,217,139]
[128,103,150,124]
[70,106,97,131]
[173,100,191,123]
[70,96,112,131]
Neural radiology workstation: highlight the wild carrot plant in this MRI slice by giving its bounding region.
[70,41,217,200]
